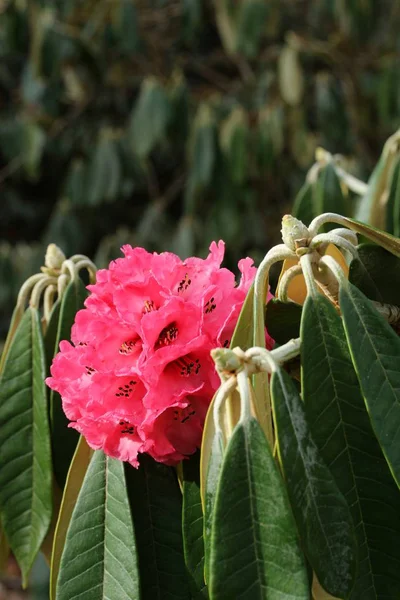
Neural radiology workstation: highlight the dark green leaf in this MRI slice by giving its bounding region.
[130,78,170,159]
[0,308,52,586]
[302,293,400,598]
[220,107,249,185]
[271,366,356,598]
[385,157,400,235]
[182,452,208,599]
[56,451,139,600]
[349,244,400,304]
[236,0,268,58]
[340,282,400,488]
[189,103,216,190]
[209,418,309,600]
[292,180,316,227]
[50,278,87,489]
[265,298,302,345]
[315,163,347,230]
[125,455,191,600]
[86,135,121,206]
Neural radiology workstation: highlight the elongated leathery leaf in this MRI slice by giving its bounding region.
[203,429,224,584]
[340,281,400,488]
[50,277,87,488]
[209,418,310,600]
[302,294,400,599]
[125,455,191,600]
[57,450,139,600]
[349,244,400,305]
[271,367,356,599]
[0,307,52,586]
[182,452,208,599]
[50,436,93,600]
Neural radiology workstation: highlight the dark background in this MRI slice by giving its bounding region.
[0,0,399,340]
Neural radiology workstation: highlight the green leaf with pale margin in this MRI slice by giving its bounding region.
[50,277,87,489]
[56,450,139,600]
[349,244,400,305]
[385,157,400,235]
[265,298,302,345]
[355,151,394,230]
[0,308,52,586]
[182,452,208,599]
[340,282,400,488]
[125,455,191,600]
[50,436,93,600]
[271,367,356,598]
[302,293,400,598]
[340,216,400,258]
[209,417,310,600]
[203,430,224,584]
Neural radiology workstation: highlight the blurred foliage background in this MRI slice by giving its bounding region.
[1,0,400,345]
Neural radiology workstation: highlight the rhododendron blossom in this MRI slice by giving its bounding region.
[46,241,274,467]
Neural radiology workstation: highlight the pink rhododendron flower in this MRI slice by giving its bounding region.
[46,241,274,467]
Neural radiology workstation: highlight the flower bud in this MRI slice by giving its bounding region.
[281,215,310,251]
[44,244,66,271]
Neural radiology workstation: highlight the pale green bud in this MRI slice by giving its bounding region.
[44,244,66,271]
[281,215,310,251]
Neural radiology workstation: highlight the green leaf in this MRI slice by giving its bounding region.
[271,366,356,598]
[0,307,52,586]
[0,303,25,373]
[22,120,46,180]
[113,0,140,54]
[50,436,93,600]
[315,163,347,230]
[349,244,400,304]
[301,293,400,598]
[182,452,208,599]
[56,450,139,600]
[188,103,216,190]
[50,278,87,489]
[340,281,400,489]
[209,417,309,600]
[130,77,170,159]
[355,149,395,230]
[203,430,224,585]
[44,299,61,375]
[86,134,121,206]
[125,455,191,600]
[292,180,316,226]
[220,107,249,185]
[265,298,302,345]
[341,216,400,258]
[278,44,305,106]
[236,0,268,58]
[385,157,400,235]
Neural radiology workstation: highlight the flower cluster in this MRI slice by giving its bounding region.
[46,242,273,466]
